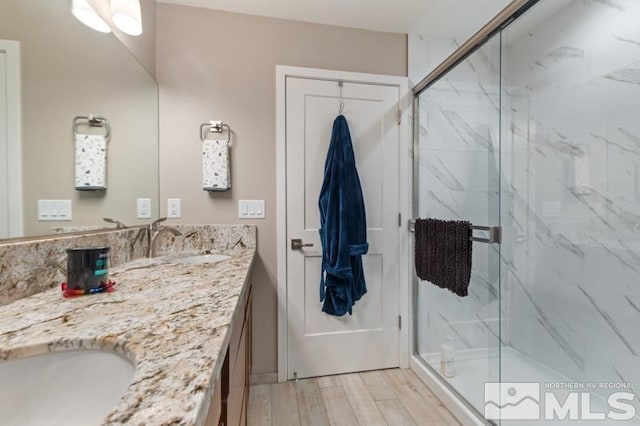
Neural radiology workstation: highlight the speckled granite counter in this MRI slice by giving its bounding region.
[0,247,255,425]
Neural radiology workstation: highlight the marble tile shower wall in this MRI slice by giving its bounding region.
[408,34,458,86]
[411,0,640,400]
[415,35,503,359]
[0,225,256,307]
[501,0,640,396]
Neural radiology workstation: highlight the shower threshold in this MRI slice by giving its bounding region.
[419,347,640,425]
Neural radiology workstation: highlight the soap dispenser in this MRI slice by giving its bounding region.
[440,336,455,378]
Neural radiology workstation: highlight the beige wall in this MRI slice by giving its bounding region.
[0,0,159,237]
[156,3,407,374]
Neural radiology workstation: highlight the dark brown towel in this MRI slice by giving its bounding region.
[414,218,472,297]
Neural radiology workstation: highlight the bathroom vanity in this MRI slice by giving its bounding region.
[0,225,256,426]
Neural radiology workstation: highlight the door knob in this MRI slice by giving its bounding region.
[291,239,314,250]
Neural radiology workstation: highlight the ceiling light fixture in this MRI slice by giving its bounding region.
[71,0,112,33]
[111,0,143,36]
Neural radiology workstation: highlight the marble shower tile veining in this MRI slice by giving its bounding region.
[414,34,502,368]
[500,0,640,403]
[411,1,640,415]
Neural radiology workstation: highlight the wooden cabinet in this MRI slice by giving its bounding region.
[227,286,252,426]
[204,369,223,425]
[205,285,252,426]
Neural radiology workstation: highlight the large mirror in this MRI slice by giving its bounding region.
[0,0,159,240]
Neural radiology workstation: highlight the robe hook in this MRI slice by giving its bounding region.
[338,80,345,115]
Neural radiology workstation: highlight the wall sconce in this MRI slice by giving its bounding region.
[111,0,143,36]
[71,0,112,33]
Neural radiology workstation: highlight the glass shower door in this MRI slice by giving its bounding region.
[499,0,640,424]
[414,33,502,416]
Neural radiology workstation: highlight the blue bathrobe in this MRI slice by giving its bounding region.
[318,115,369,316]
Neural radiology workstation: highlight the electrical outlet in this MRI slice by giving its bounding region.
[167,198,181,218]
[137,198,152,219]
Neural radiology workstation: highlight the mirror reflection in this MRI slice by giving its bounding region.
[0,0,159,240]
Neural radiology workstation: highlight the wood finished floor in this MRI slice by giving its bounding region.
[247,368,460,426]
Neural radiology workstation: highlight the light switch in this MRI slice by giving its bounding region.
[254,200,265,218]
[38,200,72,221]
[239,200,265,219]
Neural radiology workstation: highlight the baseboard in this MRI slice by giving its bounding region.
[410,355,488,426]
[250,372,278,385]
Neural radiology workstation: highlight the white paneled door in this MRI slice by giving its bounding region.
[285,76,401,379]
[0,40,21,239]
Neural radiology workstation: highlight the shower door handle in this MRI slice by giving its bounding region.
[470,226,502,244]
[408,221,502,244]
[291,239,314,250]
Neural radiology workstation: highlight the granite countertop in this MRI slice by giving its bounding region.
[0,248,255,425]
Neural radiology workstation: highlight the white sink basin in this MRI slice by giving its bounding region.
[0,350,135,426]
[168,253,231,265]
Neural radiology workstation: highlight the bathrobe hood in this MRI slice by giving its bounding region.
[318,115,369,316]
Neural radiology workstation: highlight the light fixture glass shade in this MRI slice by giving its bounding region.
[111,0,143,36]
[71,0,112,33]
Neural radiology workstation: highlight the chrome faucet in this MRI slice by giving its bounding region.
[147,218,182,258]
[103,217,127,229]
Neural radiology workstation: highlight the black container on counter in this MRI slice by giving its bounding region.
[66,247,110,290]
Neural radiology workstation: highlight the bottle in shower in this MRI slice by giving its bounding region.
[440,336,455,378]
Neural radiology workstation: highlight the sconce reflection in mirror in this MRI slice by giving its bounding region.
[111,0,143,36]
[71,0,143,37]
[71,0,112,33]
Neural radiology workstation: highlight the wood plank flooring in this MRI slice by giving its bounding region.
[247,369,459,426]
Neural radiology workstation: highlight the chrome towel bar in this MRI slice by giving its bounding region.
[73,115,110,141]
[200,120,232,144]
[408,220,502,244]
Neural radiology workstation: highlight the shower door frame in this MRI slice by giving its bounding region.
[409,0,541,424]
